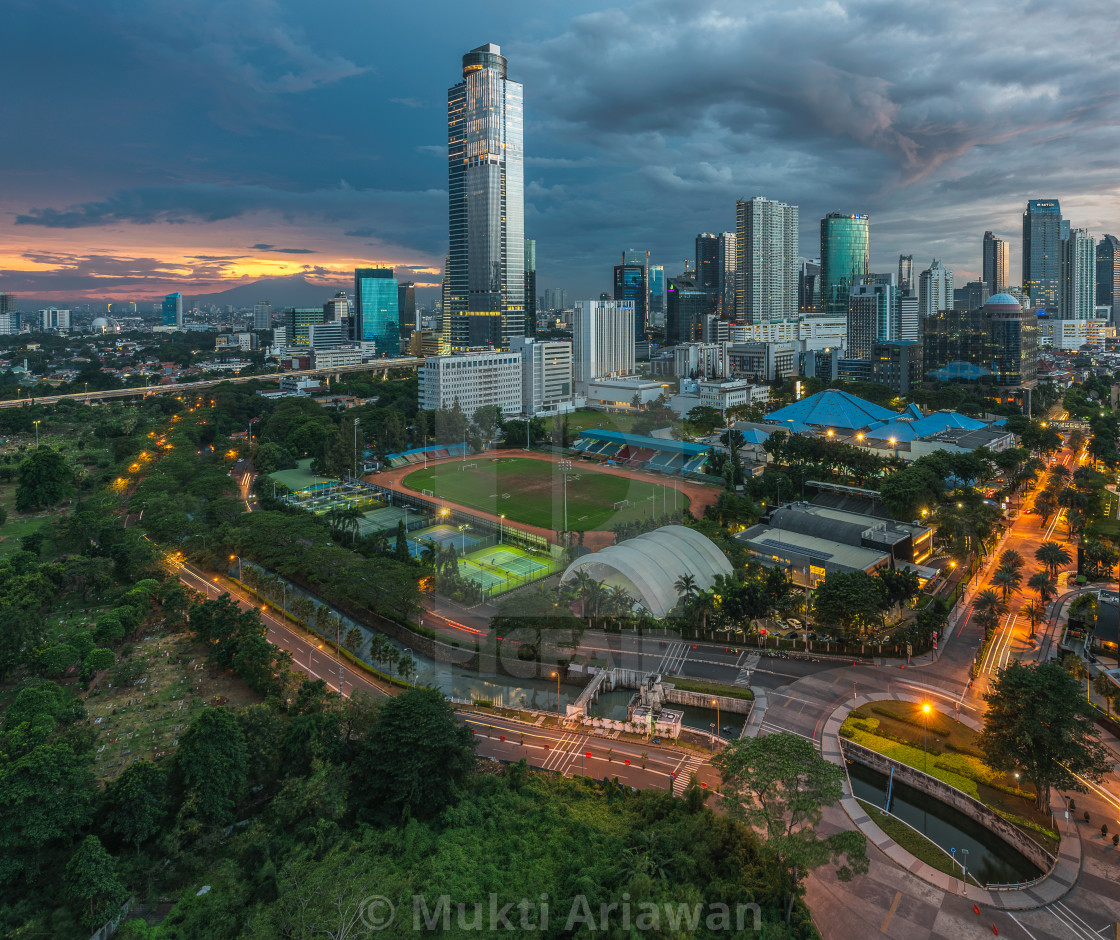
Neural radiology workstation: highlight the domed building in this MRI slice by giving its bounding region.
[90,316,120,333]
[984,292,1023,317]
[559,525,733,619]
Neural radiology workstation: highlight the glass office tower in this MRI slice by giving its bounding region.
[820,213,870,318]
[445,43,524,349]
[162,292,183,328]
[354,268,399,354]
[614,263,647,339]
[1022,199,1062,311]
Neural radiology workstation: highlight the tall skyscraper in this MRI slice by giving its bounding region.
[717,233,736,319]
[397,282,417,337]
[0,293,15,315]
[1096,235,1120,315]
[848,275,896,360]
[897,255,914,293]
[820,212,869,319]
[1023,199,1063,311]
[446,43,524,349]
[323,292,350,325]
[798,260,821,313]
[982,232,1009,294]
[918,259,954,318]
[648,264,665,327]
[1060,228,1096,321]
[695,233,720,313]
[523,239,537,335]
[572,300,635,387]
[354,267,399,354]
[736,197,799,323]
[614,253,648,340]
[162,292,183,328]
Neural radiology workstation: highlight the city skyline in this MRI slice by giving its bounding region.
[5,1,1120,304]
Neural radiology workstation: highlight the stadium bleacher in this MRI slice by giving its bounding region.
[568,429,708,475]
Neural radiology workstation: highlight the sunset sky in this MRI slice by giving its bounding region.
[5,0,1120,305]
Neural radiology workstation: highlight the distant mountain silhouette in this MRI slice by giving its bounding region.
[190,275,350,309]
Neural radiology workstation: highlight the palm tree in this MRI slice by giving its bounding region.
[291,595,314,625]
[972,588,1008,638]
[1034,492,1058,523]
[606,585,635,618]
[998,549,1024,571]
[674,573,699,602]
[1021,599,1044,640]
[369,634,390,672]
[992,564,1022,600]
[1035,541,1072,580]
[1027,571,1057,606]
[570,569,594,615]
[1049,464,1072,486]
[419,540,440,569]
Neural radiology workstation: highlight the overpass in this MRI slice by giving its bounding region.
[0,357,423,409]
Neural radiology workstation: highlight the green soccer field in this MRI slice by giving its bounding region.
[401,457,689,532]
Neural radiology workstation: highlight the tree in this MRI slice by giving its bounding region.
[991,563,1022,601]
[714,732,868,925]
[343,626,363,656]
[103,760,166,852]
[972,588,1008,637]
[15,447,74,511]
[1027,571,1056,606]
[1021,599,1045,639]
[66,835,129,932]
[352,687,476,822]
[1036,541,1073,580]
[812,571,885,638]
[173,707,248,825]
[979,661,1112,809]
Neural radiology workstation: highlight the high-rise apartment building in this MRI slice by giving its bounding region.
[820,213,869,319]
[39,308,71,331]
[897,255,914,293]
[953,281,990,312]
[695,233,720,313]
[918,260,954,318]
[736,197,799,323]
[354,268,399,354]
[323,292,350,325]
[716,233,736,319]
[524,239,537,335]
[1060,228,1096,321]
[614,255,648,340]
[982,232,1009,295]
[446,43,524,349]
[572,300,635,388]
[847,277,896,360]
[1023,199,1063,311]
[0,293,15,315]
[1096,235,1120,316]
[544,288,568,313]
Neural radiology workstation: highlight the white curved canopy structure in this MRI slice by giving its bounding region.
[560,525,733,618]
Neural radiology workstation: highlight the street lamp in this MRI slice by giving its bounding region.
[229,554,241,581]
[551,670,561,715]
[499,514,505,545]
[712,698,720,749]
[32,419,40,447]
[921,703,931,774]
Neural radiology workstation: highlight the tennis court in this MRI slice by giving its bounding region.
[473,548,550,578]
[407,523,486,557]
[458,560,507,591]
[357,505,414,535]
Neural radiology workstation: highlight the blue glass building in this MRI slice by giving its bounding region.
[1022,199,1062,311]
[355,268,399,354]
[820,213,869,318]
[614,263,647,339]
[161,292,182,328]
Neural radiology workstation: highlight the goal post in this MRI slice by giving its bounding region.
[612,499,630,510]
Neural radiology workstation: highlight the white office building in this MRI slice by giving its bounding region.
[313,346,365,368]
[308,322,346,349]
[572,299,635,389]
[698,378,769,414]
[419,349,523,416]
[731,315,846,351]
[38,308,71,331]
[510,336,574,416]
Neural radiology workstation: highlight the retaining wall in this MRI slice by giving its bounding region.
[840,739,1055,876]
[665,687,754,715]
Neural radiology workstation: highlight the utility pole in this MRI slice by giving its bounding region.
[559,460,572,532]
[353,418,360,479]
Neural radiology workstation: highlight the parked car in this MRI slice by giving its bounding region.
[783,630,799,639]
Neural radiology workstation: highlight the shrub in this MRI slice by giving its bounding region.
[94,615,125,646]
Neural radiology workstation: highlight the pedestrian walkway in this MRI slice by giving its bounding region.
[741,688,767,738]
[820,690,1082,911]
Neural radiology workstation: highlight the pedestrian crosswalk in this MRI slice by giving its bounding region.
[734,652,760,687]
[670,753,708,788]
[656,641,690,676]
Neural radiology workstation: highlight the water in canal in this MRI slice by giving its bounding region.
[588,689,746,737]
[847,761,1043,886]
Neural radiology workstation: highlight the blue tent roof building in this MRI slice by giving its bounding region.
[765,389,898,433]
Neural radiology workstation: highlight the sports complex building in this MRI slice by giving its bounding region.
[569,429,710,475]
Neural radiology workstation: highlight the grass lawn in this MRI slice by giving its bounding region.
[842,701,1059,853]
[857,799,980,884]
[402,456,690,531]
[0,484,55,556]
[1089,489,1120,539]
